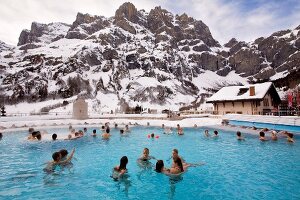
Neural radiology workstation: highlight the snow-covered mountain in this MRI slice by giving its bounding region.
[0,2,299,113]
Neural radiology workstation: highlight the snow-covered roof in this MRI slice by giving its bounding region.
[206,82,275,102]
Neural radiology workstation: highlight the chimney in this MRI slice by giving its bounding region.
[249,86,255,96]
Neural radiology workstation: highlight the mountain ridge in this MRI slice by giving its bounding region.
[0,2,299,112]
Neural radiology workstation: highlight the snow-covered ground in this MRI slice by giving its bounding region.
[0,114,222,132]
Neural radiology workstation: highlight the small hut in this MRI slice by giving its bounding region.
[73,98,88,120]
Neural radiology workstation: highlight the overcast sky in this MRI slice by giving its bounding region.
[0,0,299,45]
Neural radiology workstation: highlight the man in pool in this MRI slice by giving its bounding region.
[287,133,295,143]
[44,148,75,172]
[259,131,268,141]
[204,130,210,137]
[171,149,186,167]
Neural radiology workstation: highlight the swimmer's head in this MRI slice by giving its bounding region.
[120,129,124,134]
[106,128,110,134]
[28,128,34,133]
[214,130,218,135]
[155,160,164,173]
[52,152,61,162]
[259,131,265,137]
[151,133,154,138]
[272,131,277,136]
[236,131,241,137]
[52,133,57,140]
[0,132,2,139]
[172,149,179,158]
[101,126,105,129]
[75,132,79,137]
[83,128,87,132]
[143,148,149,156]
[93,129,96,134]
[288,133,294,138]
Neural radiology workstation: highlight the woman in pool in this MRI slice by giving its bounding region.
[155,160,170,173]
[113,156,128,180]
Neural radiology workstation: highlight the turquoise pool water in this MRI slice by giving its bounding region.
[0,126,299,200]
[229,120,300,133]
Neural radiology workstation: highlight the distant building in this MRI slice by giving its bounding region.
[206,82,281,115]
[73,98,88,119]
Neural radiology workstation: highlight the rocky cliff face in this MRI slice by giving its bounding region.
[0,3,299,111]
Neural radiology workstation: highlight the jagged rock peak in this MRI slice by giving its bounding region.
[224,38,239,48]
[114,2,139,23]
[72,12,102,28]
[176,13,194,23]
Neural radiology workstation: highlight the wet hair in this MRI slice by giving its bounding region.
[59,149,68,158]
[214,130,218,135]
[83,128,87,132]
[259,131,265,137]
[106,128,110,134]
[93,129,96,133]
[52,134,57,140]
[119,156,128,171]
[75,132,79,137]
[155,160,164,172]
[36,134,42,140]
[151,133,154,138]
[101,126,105,129]
[0,132,2,139]
[68,125,72,130]
[52,152,61,161]
[120,129,124,134]
[173,157,184,172]
[236,131,241,137]
[173,149,178,154]
[288,133,294,138]
[115,124,118,128]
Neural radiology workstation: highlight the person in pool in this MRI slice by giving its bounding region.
[113,156,128,180]
[139,148,156,161]
[92,129,97,137]
[213,130,219,137]
[155,160,170,173]
[44,148,75,172]
[52,133,57,141]
[204,130,210,137]
[0,132,2,140]
[177,124,184,135]
[236,131,244,140]
[259,131,268,141]
[171,149,186,167]
[102,128,111,139]
[271,131,278,141]
[170,157,190,174]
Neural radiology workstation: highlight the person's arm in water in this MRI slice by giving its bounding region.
[58,148,75,164]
